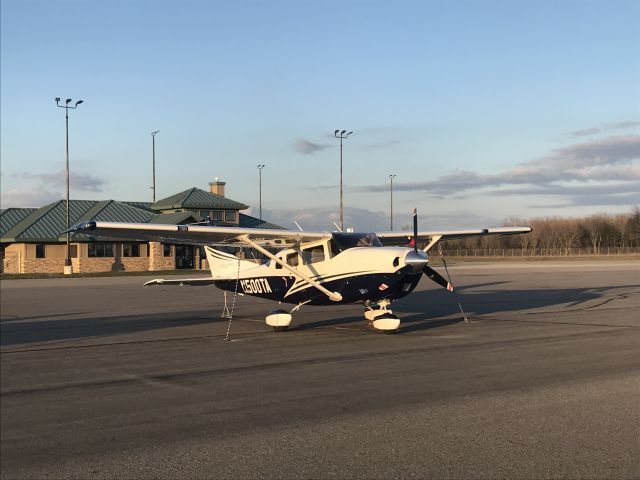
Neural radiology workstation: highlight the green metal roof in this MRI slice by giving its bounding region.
[123,201,155,213]
[149,211,203,224]
[1,190,280,244]
[239,213,283,230]
[1,200,156,243]
[151,188,248,211]
[1,208,38,237]
[70,201,158,241]
[2,200,95,243]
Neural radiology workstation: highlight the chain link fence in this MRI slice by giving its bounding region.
[439,247,640,257]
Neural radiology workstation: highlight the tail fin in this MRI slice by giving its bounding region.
[204,246,257,279]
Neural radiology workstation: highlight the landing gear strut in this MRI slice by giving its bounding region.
[364,299,400,332]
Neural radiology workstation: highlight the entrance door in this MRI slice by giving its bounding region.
[175,245,194,269]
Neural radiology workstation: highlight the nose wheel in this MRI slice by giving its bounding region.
[364,300,400,332]
[266,309,293,332]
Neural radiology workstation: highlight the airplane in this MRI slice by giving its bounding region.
[68,212,531,333]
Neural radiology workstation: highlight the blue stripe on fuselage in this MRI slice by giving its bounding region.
[214,271,422,305]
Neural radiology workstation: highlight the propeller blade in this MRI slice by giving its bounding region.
[423,266,454,291]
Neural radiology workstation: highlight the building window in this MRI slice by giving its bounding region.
[123,243,140,257]
[225,210,236,223]
[88,243,114,257]
[35,244,45,258]
[70,245,78,258]
[163,244,172,257]
[212,211,224,222]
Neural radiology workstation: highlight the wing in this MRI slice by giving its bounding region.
[68,221,331,248]
[377,226,532,247]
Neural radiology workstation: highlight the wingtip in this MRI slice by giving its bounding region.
[64,221,97,234]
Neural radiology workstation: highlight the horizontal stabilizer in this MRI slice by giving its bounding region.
[144,278,218,287]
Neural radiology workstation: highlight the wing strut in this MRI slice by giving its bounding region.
[239,235,343,302]
[423,234,442,252]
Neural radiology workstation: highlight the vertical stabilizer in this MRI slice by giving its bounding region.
[204,246,257,279]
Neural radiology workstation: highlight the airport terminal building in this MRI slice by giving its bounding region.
[0,180,281,274]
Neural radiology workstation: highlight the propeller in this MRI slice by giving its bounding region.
[423,265,454,291]
[411,207,454,292]
[410,208,468,322]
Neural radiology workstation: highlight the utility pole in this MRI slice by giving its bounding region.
[257,164,265,219]
[55,97,83,275]
[151,131,159,202]
[333,129,353,231]
[389,174,397,230]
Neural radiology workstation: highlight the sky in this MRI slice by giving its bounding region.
[1,0,639,231]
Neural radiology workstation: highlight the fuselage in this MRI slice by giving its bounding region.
[212,234,426,305]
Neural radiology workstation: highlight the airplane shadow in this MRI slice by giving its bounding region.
[2,282,637,346]
[390,282,639,333]
[0,311,220,348]
[289,282,638,334]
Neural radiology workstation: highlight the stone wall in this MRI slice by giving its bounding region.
[2,242,179,274]
[149,242,174,271]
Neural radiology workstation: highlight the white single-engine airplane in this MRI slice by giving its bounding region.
[69,213,531,333]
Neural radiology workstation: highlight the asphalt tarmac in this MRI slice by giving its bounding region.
[1,261,639,479]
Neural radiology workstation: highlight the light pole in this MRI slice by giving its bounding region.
[55,97,83,275]
[389,174,397,230]
[151,131,159,202]
[257,164,265,219]
[334,129,353,231]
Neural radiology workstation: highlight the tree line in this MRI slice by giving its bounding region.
[442,207,640,255]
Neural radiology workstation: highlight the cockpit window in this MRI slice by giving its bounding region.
[331,233,382,253]
[286,252,299,267]
[301,245,325,264]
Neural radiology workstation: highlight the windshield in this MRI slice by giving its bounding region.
[331,232,382,253]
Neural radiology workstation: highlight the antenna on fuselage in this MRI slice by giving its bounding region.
[293,220,304,232]
[333,222,343,232]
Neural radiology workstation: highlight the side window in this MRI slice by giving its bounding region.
[286,253,299,267]
[123,243,140,257]
[301,245,325,264]
[88,243,114,257]
[329,239,341,258]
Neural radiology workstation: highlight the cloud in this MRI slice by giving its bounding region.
[294,138,330,155]
[542,135,640,167]
[13,171,106,191]
[492,181,640,197]
[354,134,640,209]
[0,186,61,208]
[260,206,503,232]
[361,140,400,150]
[570,121,640,137]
